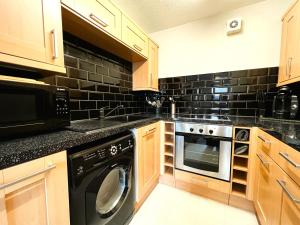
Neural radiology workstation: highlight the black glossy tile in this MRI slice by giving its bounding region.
[89,92,103,100]
[198,74,214,80]
[68,68,88,80]
[79,60,96,73]
[89,73,102,83]
[64,55,78,68]
[214,72,229,80]
[80,81,96,91]
[80,101,96,110]
[57,76,79,89]
[239,77,257,85]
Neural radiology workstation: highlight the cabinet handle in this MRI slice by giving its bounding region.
[279,152,300,168]
[277,180,300,204]
[90,13,108,27]
[257,153,270,170]
[257,135,271,144]
[147,128,156,135]
[133,44,142,52]
[51,29,58,59]
[0,164,56,190]
[289,58,293,78]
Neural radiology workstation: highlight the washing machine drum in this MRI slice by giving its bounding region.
[85,163,133,225]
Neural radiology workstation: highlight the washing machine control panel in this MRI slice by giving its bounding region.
[69,133,135,181]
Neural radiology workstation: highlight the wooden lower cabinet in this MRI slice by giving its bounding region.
[254,149,284,225]
[0,151,70,225]
[279,175,300,225]
[135,122,160,208]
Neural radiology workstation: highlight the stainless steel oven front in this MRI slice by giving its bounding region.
[175,122,233,181]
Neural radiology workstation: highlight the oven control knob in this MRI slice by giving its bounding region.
[190,128,194,132]
[199,129,204,133]
[110,145,118,156]
[209,130,214,134]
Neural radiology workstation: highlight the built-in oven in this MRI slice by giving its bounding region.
[175,122,233,181]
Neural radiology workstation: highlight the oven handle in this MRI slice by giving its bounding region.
[175,132,232,141]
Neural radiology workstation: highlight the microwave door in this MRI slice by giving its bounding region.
[0,88,49,128]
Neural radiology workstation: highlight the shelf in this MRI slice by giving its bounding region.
[233,157,248,169]
[233,170,247,181]
[164,166,174,176]
[233,165,248,172]
[165,123,174,133]
[232,178,247,185]
[165,142,174,146]
[165,145,173,155]
[164,162,174,168]
[234,154,249,159]
[231,190,247,198]
[234,140,250,144]
[165,134,174,143]
[165,155,173,164]
[231,183,247,198]
[165,131,174,135]
[164,152,174,157]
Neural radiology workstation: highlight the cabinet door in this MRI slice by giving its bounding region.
[0,0,64,68]
[254,150,283,225]
[279,2,300,83]
[137,122,160,202]
[0,171,6,225]
[149,40,159,90]
[122,15,148,58]
[1,152,70,225]
[279,176,300,225]
[74,0,121,39]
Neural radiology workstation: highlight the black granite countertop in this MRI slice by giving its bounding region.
[0,113,299,170]
[0,116,159,170]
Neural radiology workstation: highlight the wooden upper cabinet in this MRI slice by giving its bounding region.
[136,122,160,204]
[0,151,70,225]
[0,0,65,73]
[133,39,159,91]
[122,15,148,58]
[72,0,121,39]
[278,0,300,85]
[149,40,159,90]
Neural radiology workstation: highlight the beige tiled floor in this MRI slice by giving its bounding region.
[129,184,258,225]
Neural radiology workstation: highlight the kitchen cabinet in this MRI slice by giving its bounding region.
[279,176,300,225]
[0,0,65,73]
[122,15,149,58]
[136,122,160,207]
[278,0,300,86]
[71,0,121,39]
[0,151,70,225]
[254,149,284,225]
[133,39,159,91]
[254,129,300,225]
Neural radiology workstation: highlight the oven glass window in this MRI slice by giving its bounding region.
[183,135,220,172]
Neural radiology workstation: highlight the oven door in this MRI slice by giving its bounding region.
[175,133,232,181]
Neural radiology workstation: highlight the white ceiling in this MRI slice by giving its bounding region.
[113,0,265,33]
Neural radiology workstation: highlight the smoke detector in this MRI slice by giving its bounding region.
[227,18,242,35]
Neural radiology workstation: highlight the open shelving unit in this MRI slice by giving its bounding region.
[230,127,251,198]
[160,122,176,186]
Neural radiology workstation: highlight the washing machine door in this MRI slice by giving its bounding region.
[85,160,133,225]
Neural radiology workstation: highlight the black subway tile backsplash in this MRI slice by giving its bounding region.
[45,32,146,120]
[159,67,279,117]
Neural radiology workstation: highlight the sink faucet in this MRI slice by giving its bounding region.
[99,105,124,119]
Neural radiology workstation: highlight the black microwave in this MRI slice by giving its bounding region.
[0,78,70,138]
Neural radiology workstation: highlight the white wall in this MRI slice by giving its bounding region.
[150,0,293,78]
